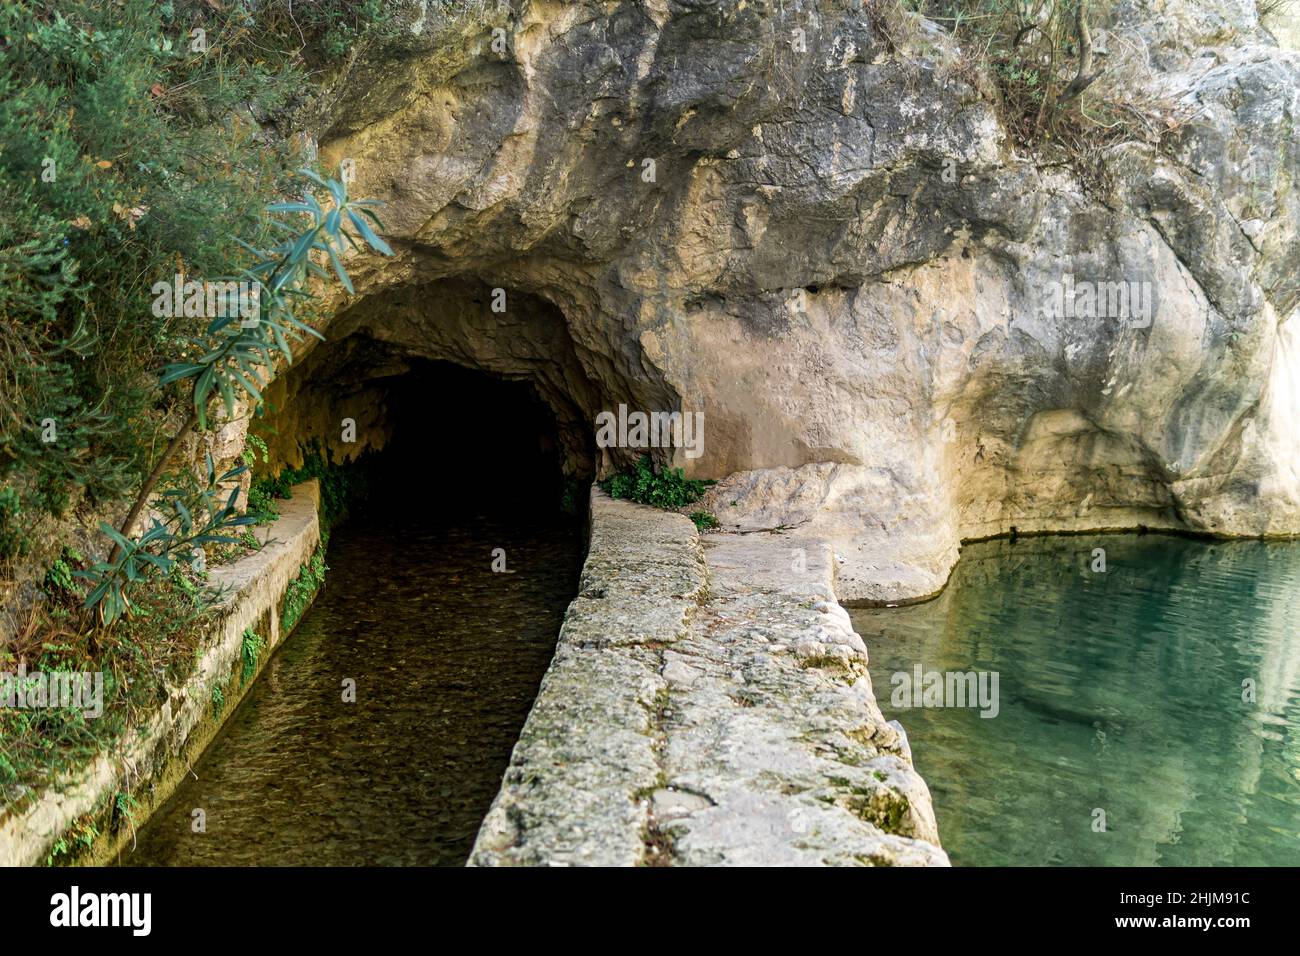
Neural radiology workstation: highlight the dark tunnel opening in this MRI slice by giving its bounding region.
[364,358,572,516]
[129,351,589,866]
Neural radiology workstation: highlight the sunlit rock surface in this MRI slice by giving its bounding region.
[470,490,948,866]
[286,0,1298,601]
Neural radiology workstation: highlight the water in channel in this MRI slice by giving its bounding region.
[125,506,581,866]
[851,533,1300,867]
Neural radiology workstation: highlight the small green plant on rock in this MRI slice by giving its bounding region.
[241,434,270,470]
[600,456,714,510]
[240,628,265,685]
[248,440,370,531]
[690,511,719,532]
[41,547,85,599]
[559,477,584,516]
[281,546,328,633]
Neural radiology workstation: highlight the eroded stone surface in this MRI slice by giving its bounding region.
[268,0,1300,603]
[469,490,947,866]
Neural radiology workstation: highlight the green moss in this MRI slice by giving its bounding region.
[797,654,853,671]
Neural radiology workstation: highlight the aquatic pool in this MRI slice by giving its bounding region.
[851,534,1300,866]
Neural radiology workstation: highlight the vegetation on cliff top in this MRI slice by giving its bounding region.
[0,0,306,544]
[887,0,1195,174]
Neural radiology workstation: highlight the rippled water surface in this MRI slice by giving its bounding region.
[126,509,581,866]
[851,534,1300,866]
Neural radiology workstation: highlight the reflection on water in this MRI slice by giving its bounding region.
[851,535,1300,867]
[125,510,581,866]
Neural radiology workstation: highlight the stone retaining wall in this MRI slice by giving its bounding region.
[0,481,323,867]
[470,488,948,866]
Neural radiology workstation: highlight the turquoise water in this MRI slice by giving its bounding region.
[850,534,1300,867]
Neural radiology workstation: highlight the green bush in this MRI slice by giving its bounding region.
[600,456,714,510]
[0,0,305,528]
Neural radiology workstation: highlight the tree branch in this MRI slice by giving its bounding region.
[1059,0,1103,105]
[109,408,197,563]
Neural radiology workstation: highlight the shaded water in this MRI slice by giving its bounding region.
[125,509,581,866]
[851,534,1300,867]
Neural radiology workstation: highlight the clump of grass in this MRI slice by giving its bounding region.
[600,456,715,511]
[690,511,719,532]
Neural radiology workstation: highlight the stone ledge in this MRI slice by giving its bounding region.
[469,488,948,867]
[0,481,322,868]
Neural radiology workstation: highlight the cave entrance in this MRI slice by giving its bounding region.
[256,278,602,516]
[133,321,593,865]
[361,358,571,515]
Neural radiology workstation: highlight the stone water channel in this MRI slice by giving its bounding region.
[121,502,1300,867]
[124,503,581,866]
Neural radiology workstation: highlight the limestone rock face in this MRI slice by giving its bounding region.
[281,0,1299,600]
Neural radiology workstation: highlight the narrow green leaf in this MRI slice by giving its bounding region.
[160,363,205,385]
[98,522,133,553]
[347,210,393,255]
[326,178,345,208]
[194,366,215,428]
[218,373,236,419]
[325,243,354,293]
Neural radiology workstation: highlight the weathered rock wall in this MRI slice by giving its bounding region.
[250,0,1300,603]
